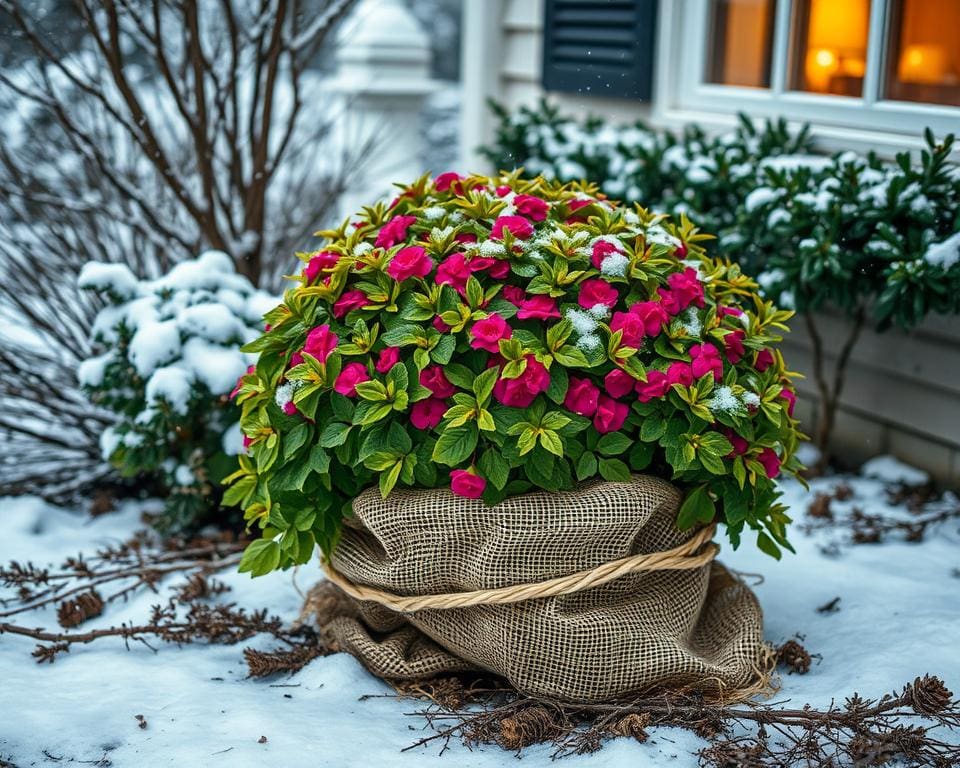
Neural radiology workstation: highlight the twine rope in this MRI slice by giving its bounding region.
[322,524,718,612]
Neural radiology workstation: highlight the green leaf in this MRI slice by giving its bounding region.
[756,531,782,560]
[381,323,423,347]
[283,423,311,459]
[472,366,499,406]
[552,346,590,367]
[640,417,667,442]
[431,334,456,364]
[546,364,569,405]
[575,451,598,480]
[319,422,352,448]
[478,448,510,491]
[676,485,716,530]
[238,539,281,577]
[431,424,479,466]
[222,475,256,508]
[379,461,403,498]
[596,432,632,457]
[627,440,654,471]
[539,429,564,457]
[444,363,476,390]
[598,457,630,482]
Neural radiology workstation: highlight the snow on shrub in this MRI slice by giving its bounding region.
[79,250,277,532]
[228,174,803,575]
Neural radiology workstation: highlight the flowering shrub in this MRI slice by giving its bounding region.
[79,251,277,532]
[229,174,802,575]
[484,103,960,465]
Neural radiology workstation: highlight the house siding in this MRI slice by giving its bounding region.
[461,0,960,486]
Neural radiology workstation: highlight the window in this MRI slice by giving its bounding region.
[706,0,777,88]
[662,0,960,141]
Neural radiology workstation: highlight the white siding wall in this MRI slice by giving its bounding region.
[460,0,960,484]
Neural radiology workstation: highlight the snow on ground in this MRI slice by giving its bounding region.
[1,467,959,767]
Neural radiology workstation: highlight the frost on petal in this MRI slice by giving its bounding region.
[564,307,599,335]
[600,253,629,277]
[577,333,601,351]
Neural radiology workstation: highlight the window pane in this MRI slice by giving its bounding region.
[884,0,960,106]
[706,0,778,88]
[790,0,871,96]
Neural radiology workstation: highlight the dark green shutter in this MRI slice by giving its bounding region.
[541,0,658,100]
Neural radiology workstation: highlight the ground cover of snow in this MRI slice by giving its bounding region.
[1,465,958,767]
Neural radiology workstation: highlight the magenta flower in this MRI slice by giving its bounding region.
[780,387,797,416]
[666,267,705,312]
[754,349,775,372]
[470,313,512,353]
[375,347,401,374]
[609,311,646,348]
[723,329,746,364]
[591,239,621,269]
[434,172,462,192]
[494,185,512,197]
[593,395,629,434]
[503,285,526,306]
[304,251,340,283]
[757,447,781,478]
[636,370,669,402]
[666,361,694,388]
[333,362,370,397]
[304,325,338,362]
[435,252,471,295]
[420,365,456,398]
[578,278,619,310]
[517,295,561,320]
[604,369,635,399]
[490,215,534,240]
[564,376,600,417]
[628,300,669,336]
[513,194,549,222]
[410,397,447,430]
[450,469,487,499]
[689,343,722,381]
[386,245,433,281]
[375,214,416,248]
[282,401,298,416]
[332,289,368,319]
[492,355,550,407]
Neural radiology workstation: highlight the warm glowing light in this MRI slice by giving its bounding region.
[814,49,836,69]
[795,0,870,95]
[898,43,948,84]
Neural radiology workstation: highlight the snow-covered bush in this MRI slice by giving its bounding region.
[484,103,960,467]
[79,251,276,532]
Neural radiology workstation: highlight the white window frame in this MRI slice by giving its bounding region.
[652,0,960,154]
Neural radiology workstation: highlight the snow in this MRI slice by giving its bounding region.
[2,463,959,766]
[181,338,250,396]
[924,231,960,271]
[222,422,245,456]
[861,454,931,486]
[129,320,182,377]
[77,261,139,300]
[77,352,113,388]
[145,365,194,415]
[744,187,779,213]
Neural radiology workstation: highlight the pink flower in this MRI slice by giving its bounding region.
[289,351,304,368]
[517,295,560,320]
[333,362,370,397]
[450,469,487,499]
[467,256,509,279]
[723,329,746,364]
[563,376,600,417]
[435,252,471,295]
[513,194,549,221]
[757,447,781,479]
[432,315,451,333]
[609,311,646,348]
[490,215,534,240]
[332,289,368,318]
[304,325,338,362]
[470,313,512,353]
[593,395,629,434]
[487,259,511,279]
[721,427,749,457]
[434,172,462,192]
[282,401,298,416]
[492,355,550,407]
[455,232,477,244]
[629,301,669,336]
[375,347,401,374]
[689,343,722,381]
[503,285,526,306]
[591,240,621,270]
[667,267,705,312]
[410,397,447,430]
[304,251,340,283]
[780,387,797,416]
[386,245,433,281]
[666,361,694,387]
[604,369,635,399]
[675,242,688,259]
[718,305,744,318]
[578,278,619,310]
[566,198,594,223]
[657,286,681,315]
[374,215,416,248]
[230,365,255,399]
[636,370,669,402]
[242,434,253,451]
[495,185,512,197]
[754,349,775,372]
[420,365,456,398]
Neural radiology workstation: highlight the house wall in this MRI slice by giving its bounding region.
[459,0,960,485]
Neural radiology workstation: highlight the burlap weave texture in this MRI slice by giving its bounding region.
[313,475,767,703]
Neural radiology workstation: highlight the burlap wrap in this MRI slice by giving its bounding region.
[308,475,770,703]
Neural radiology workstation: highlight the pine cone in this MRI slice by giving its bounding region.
[56,590,104,628]
[908,675,953,715]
